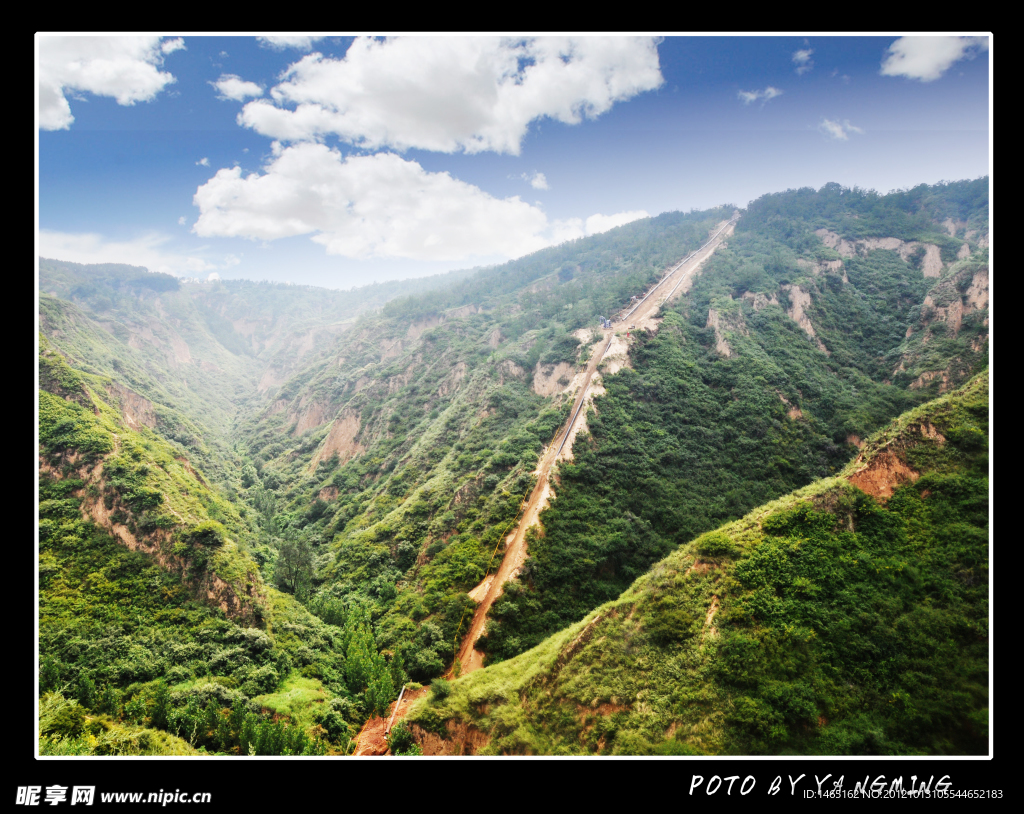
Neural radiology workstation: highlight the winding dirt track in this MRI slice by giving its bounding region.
[453,215,739,676]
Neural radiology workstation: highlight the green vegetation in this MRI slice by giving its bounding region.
[479,180,987,666]
[220,207,728,684]
[38,180,988,756]
[39,689,200,756]
[407,372,989,755]
[738,178,988,246]
[386,721,422,755]
[37,344,403,754]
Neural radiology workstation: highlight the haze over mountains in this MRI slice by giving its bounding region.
[37,177,989,756]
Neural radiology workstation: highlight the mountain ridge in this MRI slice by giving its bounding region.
[37,178,989,756]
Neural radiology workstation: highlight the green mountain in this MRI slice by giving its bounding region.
[405,371,988,755]
[36,178,989,756]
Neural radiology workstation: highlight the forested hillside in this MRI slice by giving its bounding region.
[478,178,989,666]
[406,371,989,755]
[37,179,989,756]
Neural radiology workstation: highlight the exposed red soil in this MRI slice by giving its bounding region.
[411,720,492,756]
[847,450,919,500]
[352,686,429,756]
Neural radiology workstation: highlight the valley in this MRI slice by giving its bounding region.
[37,179,990,757]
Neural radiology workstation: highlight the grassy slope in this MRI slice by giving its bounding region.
[406,371,989,755]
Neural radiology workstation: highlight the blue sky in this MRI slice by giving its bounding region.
[37,34,990,289]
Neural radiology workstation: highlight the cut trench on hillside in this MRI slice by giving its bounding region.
[351,217,738,755]
[453,217,738,676]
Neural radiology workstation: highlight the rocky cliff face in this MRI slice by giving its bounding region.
[893,261,989,394]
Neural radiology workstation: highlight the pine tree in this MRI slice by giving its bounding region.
[150,681,170,730]
[344,613,375,693]
[99,684,122,718]
[77,674,96,709]
[367,652,396,717]
[239,713,257,756]
[217,712,233,752]
[230,697,247,742]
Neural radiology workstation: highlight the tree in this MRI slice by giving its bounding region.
[150,681,170,730]
[273,534,313,599]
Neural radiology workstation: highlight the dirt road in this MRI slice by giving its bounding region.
[453,215,738,676]
[352,686,429,756]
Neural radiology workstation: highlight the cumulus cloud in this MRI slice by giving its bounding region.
[523,172,549,190]
[257,36,323,51]
[738,86,783,105]
[192,143,648,261]
[38,35,183,130]
[193,143,546,260]
[212,73,263,102]
[819,118,864,141]
[546,210,649,244]
[38,229,232,276]
[237,36,663,154]
[584,210,649,234]
[196,157,210,167]
[880,36,989,82]
[792,49,814,75]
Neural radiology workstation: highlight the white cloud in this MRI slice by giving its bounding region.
[584,210,649,234]
[196,157,210,167]
[178,216,187,226]
[192,143,650,261]
[819,118,864,141]
[193,143,549,260]
[546,210,649,244]
[793,48,814,75]
[257,36,324,51]
[162,38,185,55]
[186,257,215,272]
[212,73,264,102]
[38,36,182,130]
[207,271,221,281]
[39,229,230,276]
[547,218,587,245]
[738,86,783,105]
[523,171,549,190]
[880,36,989,82]
[237,36,663,154]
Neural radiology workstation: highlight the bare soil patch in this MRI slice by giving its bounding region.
[848,450,919,500]
[310,411,363,470]
[353,687,429,756]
